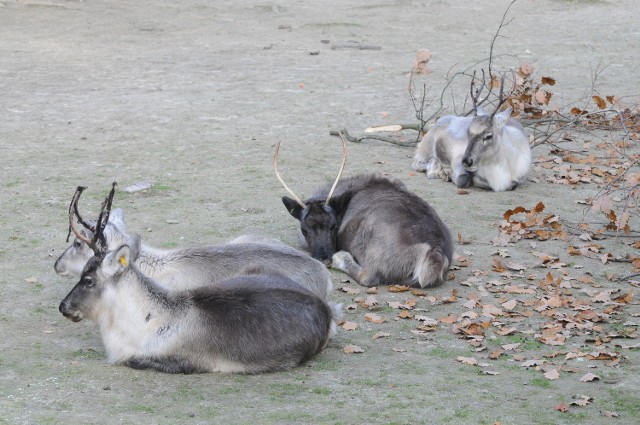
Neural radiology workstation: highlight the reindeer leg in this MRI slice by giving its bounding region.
[126,356,202,374]
[331,251,381,287]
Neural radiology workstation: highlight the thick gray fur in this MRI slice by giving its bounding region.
[283,173,453,288]
[54,208,332,299]
[59,244,334,374]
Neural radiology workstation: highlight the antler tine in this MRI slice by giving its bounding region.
[73,192,95,232]
[469,69,486,113]
[92,182,117,251]
[325,131,348,204]
[273,143,306,208]
[67,186,93,246]
[491,75,509,117]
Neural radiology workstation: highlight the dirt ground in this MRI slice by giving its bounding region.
[1,0,639,424]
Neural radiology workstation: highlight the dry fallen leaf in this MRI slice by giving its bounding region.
[579,373,600,382]
[456,356,478,366]
[544,369,560,380]
[392,347,406,353]
[570,395,593,407]
[388,285,410,293]
[372,331,390,340]
[340,286,360,295]
[364,313,385,324]
[343,344,364,354]
[554,403,569,413]
[342,321,358,331]
[502,299,518,310]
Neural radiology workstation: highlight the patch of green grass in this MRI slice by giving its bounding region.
[531,377,553,388]
[234,375,250,384]
[129,404,155,413]
[30,283,45,293]
[34,416,58,425]
[71,348,103,360]
[492,334,544,351]
[31,305,47,315]
[56,401,73,411]
[311,387,331,396]
[312,356,342,372]
[605,389,640,418]
[266,411,315,422]
[174,383,206,401]
[269,382,308,399]
[160,241,178,248]
[428,347,457,359]
[218,386,242,395]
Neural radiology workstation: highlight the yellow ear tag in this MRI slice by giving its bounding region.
[119,256,128,267]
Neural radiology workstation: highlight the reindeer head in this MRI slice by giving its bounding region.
[461,69,514,171]
[462,107,512,171]
[59,241,139,322]
[59,183,119,321]
[275,136,348,264]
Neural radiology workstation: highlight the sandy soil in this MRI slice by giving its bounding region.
[1,0,639,424]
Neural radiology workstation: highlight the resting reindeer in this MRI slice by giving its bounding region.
[275,139,453,288]
[55,185,333,300]
[412,77,531,192]
[59,190,334,374]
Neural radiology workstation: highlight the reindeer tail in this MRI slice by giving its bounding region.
[415,245,450,288]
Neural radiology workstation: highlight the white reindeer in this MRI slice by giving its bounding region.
[412,76,531,192]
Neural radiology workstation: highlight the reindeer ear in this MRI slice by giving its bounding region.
[282,197,304,220]
[109,208,126,231]
[104,245,131,277]
[494,107,512,131]
[327,191,352,215]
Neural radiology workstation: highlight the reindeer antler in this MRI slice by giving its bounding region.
[93,182,117,250]
[67,182,117,253]
[490,75,511,118]
[325,132,348,204]
[67,186,91,244]
[469,69,487,113]
[273,143,306,208]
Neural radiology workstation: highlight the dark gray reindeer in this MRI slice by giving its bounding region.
[275,139,453,288]
[59,187,334,374]
[55,185,333,300]
[412,72,531,192]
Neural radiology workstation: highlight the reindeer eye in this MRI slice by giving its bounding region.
[83,276,94,287]
[484,134,493,141]
[301,229,309,237]
[73,239,82,248]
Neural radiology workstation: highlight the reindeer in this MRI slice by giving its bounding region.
[59,190,334,374]
[55,185,333,300]
[275,138,453,288]
[412,73,531,192]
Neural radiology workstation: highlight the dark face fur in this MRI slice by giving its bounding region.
[59,255,105,322]
[461,116,494,171]
[282,198,341,263]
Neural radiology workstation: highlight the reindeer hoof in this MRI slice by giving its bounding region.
[507,181,519,191]
[412,159,428,172]
[331,251,352,271]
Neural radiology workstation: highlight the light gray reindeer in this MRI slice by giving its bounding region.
[275,138,453,288]
[55,185,333,300]
[412,75,531,192]
[59,196,334,374]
